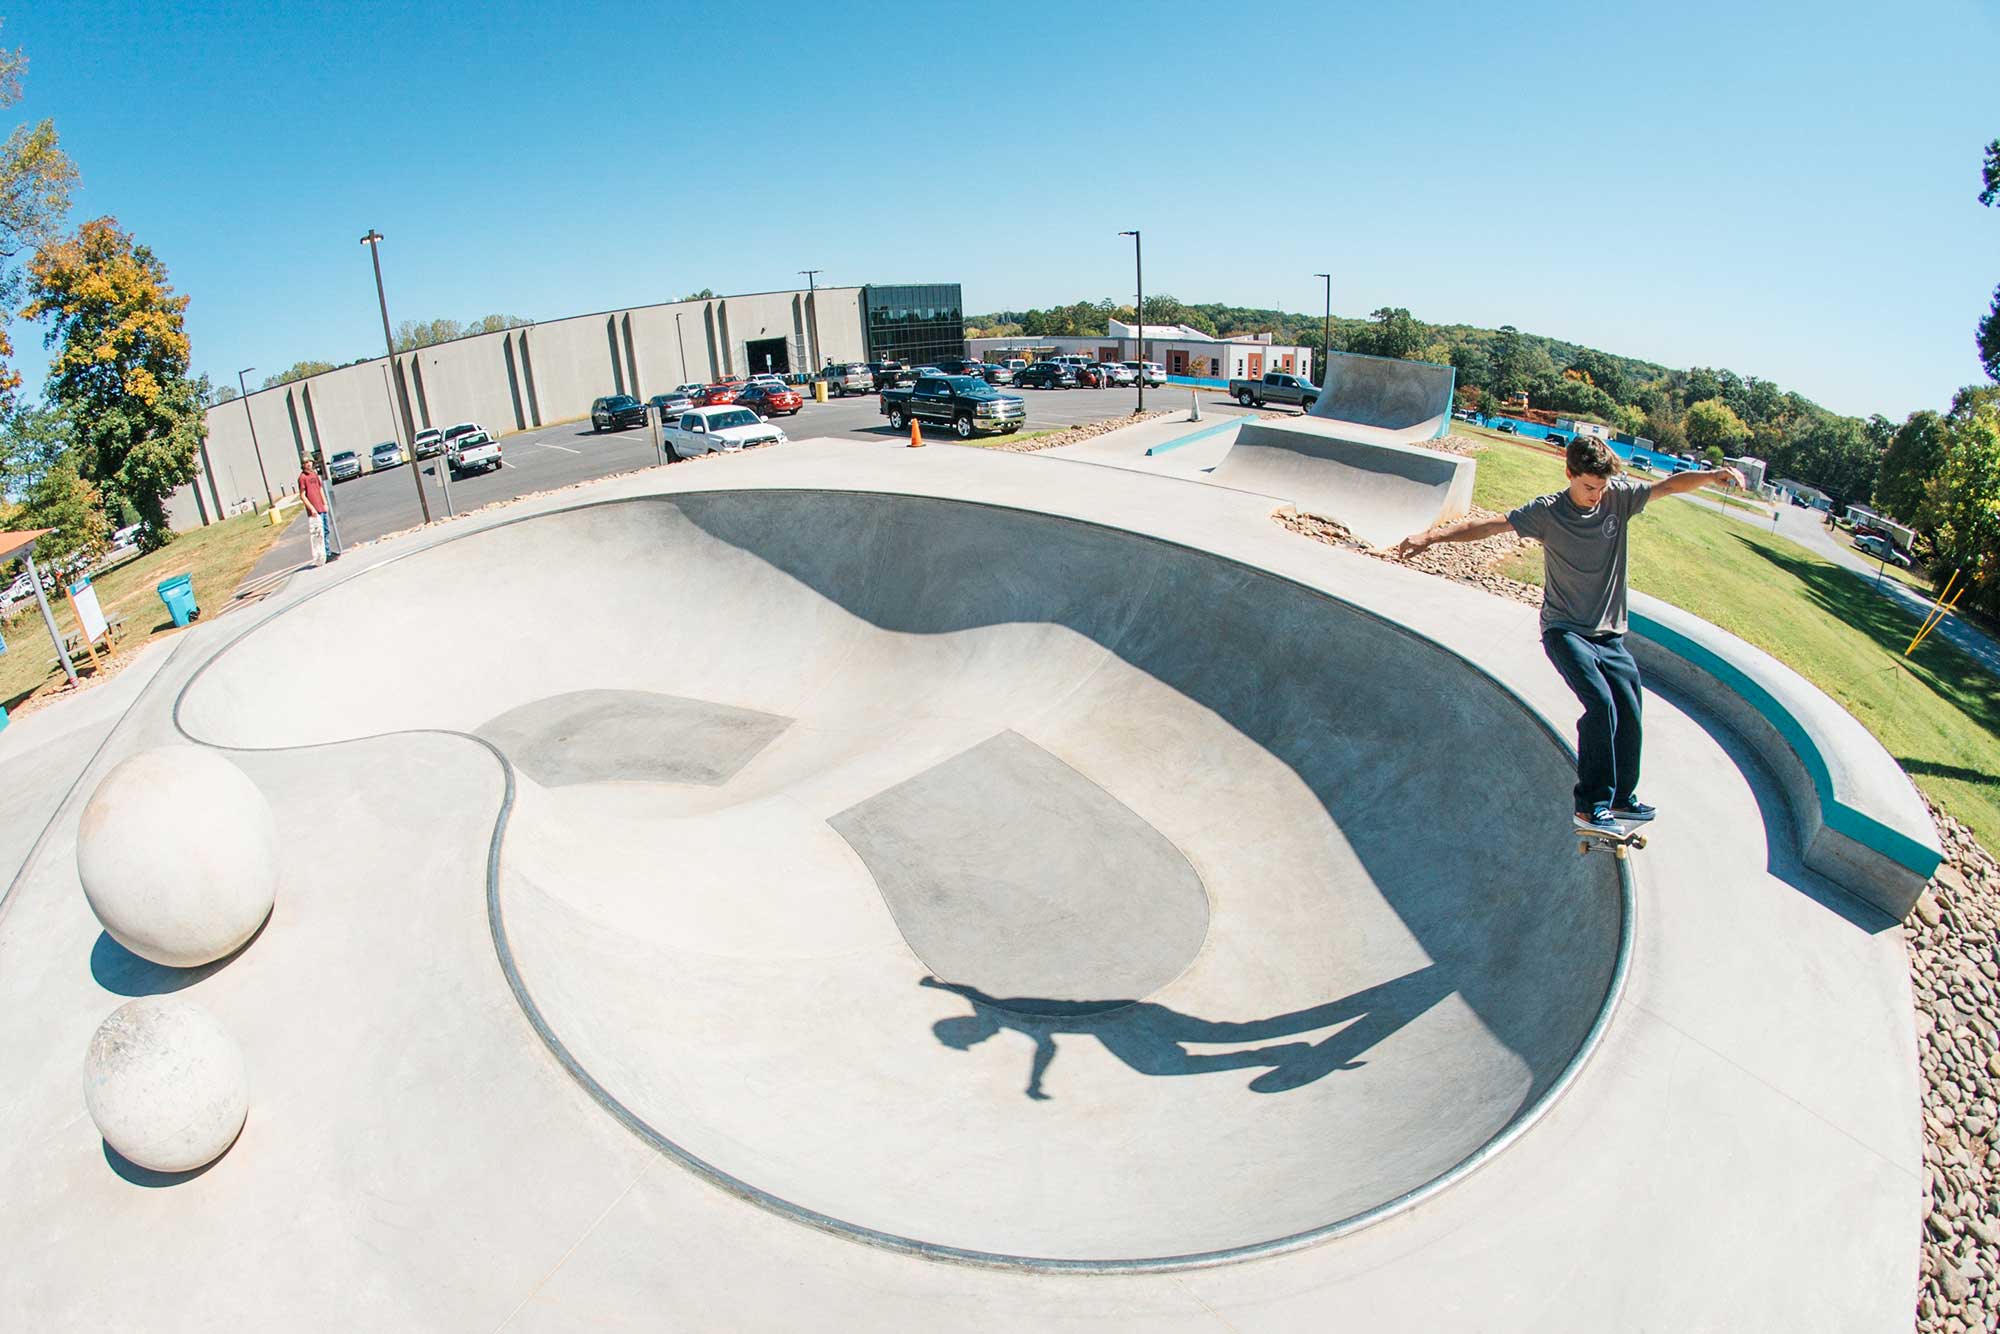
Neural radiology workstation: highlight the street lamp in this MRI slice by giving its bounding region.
[1118,231,1143,412]
[358,229,432,524]
[675,311,689,386]
[236,367,274,506]
[1313,273,1331,385]
[798,269,822,372]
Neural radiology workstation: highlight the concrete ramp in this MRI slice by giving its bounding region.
[1212,351,1468,547]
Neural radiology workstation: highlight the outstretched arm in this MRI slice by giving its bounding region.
[1650,464,1746,499]
[1385,515,1516,560]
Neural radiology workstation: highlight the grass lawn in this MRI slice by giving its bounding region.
[0,512,285,715]
[1470,438,2000,852]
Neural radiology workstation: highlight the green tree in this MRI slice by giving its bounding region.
[1917,390,2000,616]
[1,404,105,573]
[1349,307,1428,360]
[1875,410,1948,525]
[1449,340,1493,392]
[261,359,335,387]
[678,287,717,302]
[210,382,238,404]
[1685,398,1750,454]
[0,27,79,413]
[1978,141,2000,381]
[23,216,205,547]
[465,313,529,336]
[393,317,463,351]
[1773,414,1879,501]
[1684,366,1723,405]
[1612,403,1648,437]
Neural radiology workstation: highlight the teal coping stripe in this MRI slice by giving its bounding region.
[1145,417,1250,456]
[1631,609,1941,877]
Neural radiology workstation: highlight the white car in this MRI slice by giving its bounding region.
[4,569,34,601]
[748,374,788,389]
[672,382,708,399]
[442,421,489,452]
[447,431,502,478]
[663,405,787,458]
[1121,360,1167,387]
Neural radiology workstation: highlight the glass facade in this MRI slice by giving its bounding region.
[862,283,965,365]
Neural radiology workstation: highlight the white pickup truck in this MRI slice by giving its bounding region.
[447,431,502,478]
[662,405,787,459]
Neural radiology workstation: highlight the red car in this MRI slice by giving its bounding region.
[736,382,803,417]
[698,380,746,407]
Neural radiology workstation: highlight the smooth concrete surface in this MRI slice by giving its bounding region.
[0,439,1921,1328]
[176,488,1623,1264]
[1209,418,1477,547]
[1305,350,1455,443]
[477,689,792,788]
[1630,593,1943,919]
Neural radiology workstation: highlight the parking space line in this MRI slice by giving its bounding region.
[532,441,583,454]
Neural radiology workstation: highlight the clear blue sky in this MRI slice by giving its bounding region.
[9,0,1996,418]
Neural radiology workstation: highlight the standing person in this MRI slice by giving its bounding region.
[296,458,338,566]
[1389,439,1744,832]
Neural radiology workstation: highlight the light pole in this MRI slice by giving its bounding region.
[358,229,432,524]
[235,367,275,506]
[428,355,454,517]
[798,268,822,373]
[674,311,689,386]
[1314,273,1331,384]
[1118,231,1143,413]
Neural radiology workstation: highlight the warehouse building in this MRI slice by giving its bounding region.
[174,282,964,531]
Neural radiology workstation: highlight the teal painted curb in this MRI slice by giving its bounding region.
[1631,609,1941,879]
[1145,417,1246,457]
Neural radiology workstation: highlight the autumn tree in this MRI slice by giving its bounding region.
[24,217,205,547]
[1918,388,2000,616]
[0,26,79,412]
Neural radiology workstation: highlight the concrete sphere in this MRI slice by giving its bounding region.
[84,998,248,1174]
[77,746,278,968]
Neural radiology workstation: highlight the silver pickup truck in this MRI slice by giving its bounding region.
[1229,371,1319,411]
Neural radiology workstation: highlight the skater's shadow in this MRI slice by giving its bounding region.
[922,964,1451,1100]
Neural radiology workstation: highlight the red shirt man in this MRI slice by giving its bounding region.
[297,465,327,514]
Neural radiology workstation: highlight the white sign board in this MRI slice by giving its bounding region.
[70,576,107,644]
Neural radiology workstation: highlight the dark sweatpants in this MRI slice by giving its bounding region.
[1541,628,1644,814]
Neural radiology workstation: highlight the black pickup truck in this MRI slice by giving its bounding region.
[880,374,1027,438]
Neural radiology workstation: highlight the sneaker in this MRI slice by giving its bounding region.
[1574,805,1619,832]
[1612,797,1656,823]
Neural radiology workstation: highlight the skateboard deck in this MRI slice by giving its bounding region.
[1576,818,1648,859]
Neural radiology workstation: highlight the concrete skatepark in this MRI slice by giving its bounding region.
[0,357,1936,1328]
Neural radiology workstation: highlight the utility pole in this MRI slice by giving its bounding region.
[1314,273,1331,384]
[675,311,689,386]
[1119,230,1142,413]
[798,269,822,372]
[235,368,274,506]
[359,229,431,524]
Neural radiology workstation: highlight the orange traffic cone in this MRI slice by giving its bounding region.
[908,416,924,449]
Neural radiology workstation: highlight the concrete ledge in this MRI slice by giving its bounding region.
[1209,419,1476,548]
[1627,591,1941,918]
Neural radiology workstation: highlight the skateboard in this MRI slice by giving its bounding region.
[1576,818,1648,860]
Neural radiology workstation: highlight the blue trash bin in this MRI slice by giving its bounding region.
[156,573,197,628]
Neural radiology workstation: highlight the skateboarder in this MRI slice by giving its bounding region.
[1389,439,1744,833]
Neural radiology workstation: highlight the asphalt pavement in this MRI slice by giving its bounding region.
[280,384,1253,558]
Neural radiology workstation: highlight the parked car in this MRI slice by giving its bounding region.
[110,522,143,550]
[869,361,915,389]
[591,394,649,431]
[4,569,34,601]
[412,428,445,458]
[879,374,1027,438]
[1120,360,1167,387]
[662,405,788,458]
[736,382,804,417]
[1095,362,1137,387]
[370,440,407,470]
[672,382,709,399]
[1229,371,1320,411]
[910,365,946,380]
[447,431,502,479]
[823,362,876,396]
[1017,362,1077,389]
[1854,534,1912,567]
[1494,420,1518,434]
[979,363,1017,386]
[1074,364,1108,388]
[934,357,985,377]
[1789,493,1813,507]
[442,421,490,453]
[648,390,697,419]
[698,381,747,407]
[328,449,363,482]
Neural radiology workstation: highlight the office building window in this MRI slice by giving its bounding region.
[862,283,965,365]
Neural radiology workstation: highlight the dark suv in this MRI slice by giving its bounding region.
[591,394,648,431]
[1017,362,1076,389]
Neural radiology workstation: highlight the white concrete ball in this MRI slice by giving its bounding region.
[84,997,248,1174]
[76,746,279,968]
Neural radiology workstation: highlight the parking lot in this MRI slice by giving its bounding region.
[299,385,1265,557]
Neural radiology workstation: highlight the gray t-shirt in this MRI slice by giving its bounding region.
[1507,478,1651,635]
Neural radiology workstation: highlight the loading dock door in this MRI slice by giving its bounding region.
[745,337,790,375]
